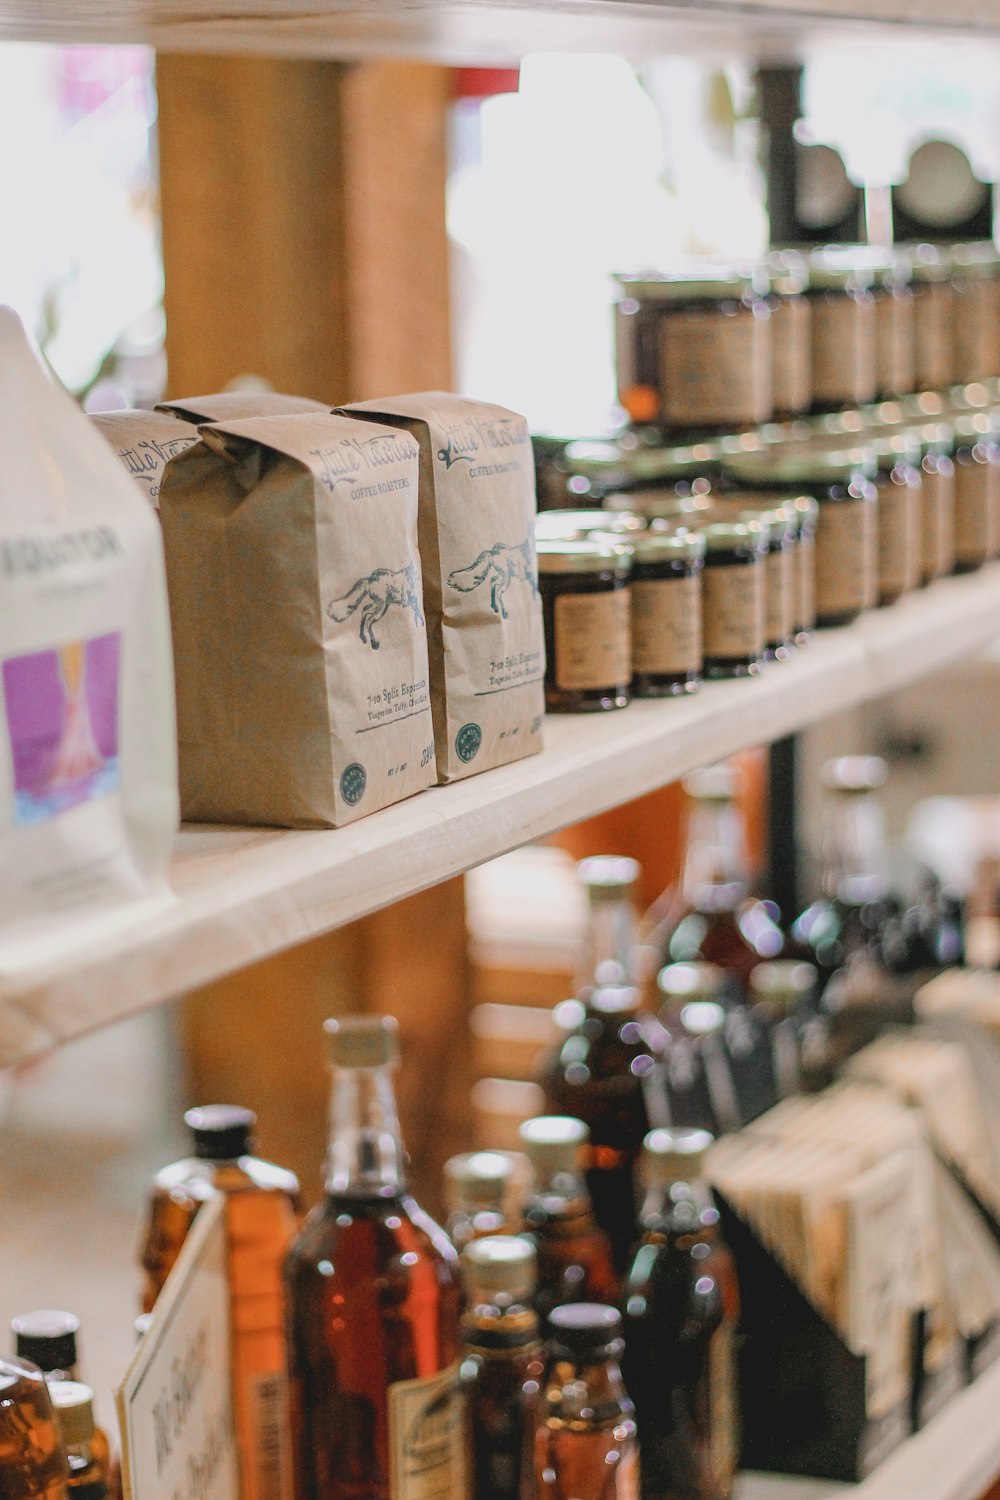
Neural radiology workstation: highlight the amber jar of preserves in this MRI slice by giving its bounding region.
[614,270,772,436]
[766,252,812,418]
[951,242,1000,385]
[697,518,766,678]
[538,538,633,712]
[594,528,705,698]
[872,253,916,400]
[907,245,955,392]
[721,443,879,627]
[949,412,1000,569]
[805,251,878,412]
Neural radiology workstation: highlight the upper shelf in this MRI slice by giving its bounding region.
[2,562,999,1070]
[3,0,1000,61]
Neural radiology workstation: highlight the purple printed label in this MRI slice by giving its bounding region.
[3,633,121,826]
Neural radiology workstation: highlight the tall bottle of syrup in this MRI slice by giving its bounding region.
[285,1015,466,1500]
[518,1116,619,1320]
[535,1304,637,1500]
[0,1355,71,1500]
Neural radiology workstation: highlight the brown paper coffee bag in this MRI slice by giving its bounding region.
[159,391,328,424]
[340,393,544,782]
[89,408,199,509]
[159,412,435,828]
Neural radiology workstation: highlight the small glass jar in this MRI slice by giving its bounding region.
[871,253,916,400]
[792,494,819,642]
[766,251,812,418]
[537,538,633,713]
[949,412,1000,570]
[721,443,879,627]
[737,500,798,660]
[867,431,923,604]
[805,250,878,412]
[697,518,766,678]
[907,244,955,393]
[595,528,705,698]
[951,242,1000,385]
[614,270,772,436]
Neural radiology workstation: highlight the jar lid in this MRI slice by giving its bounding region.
[951,240,1000,278]
[683,762,736,801]
[324,1014,399,1070]
[643,1126,714,1185]
[462,1235,536,1296]
[901,420,954,456]
[536,508,631,540]
[868,249,913,288]
[578,854,641,902]
[591,527,705,564]
[564,438,721,484]
[49,1382,96,1446]
[806,246,878,292]
[444,1150,515,1205]
[821,755,887,793]
[614,267,755,301]
[766,247,809,297]
[710,496,797,534]
[723,441,879,485]
[519,1115,588,1175]
[603,490,715,521]
[12,1311,79,1374]
[864,430,923,468]
[536,537,633,574]
[547,1301,623,1356]
[905,242,953,283]
[951,411,1000,444]
[698,518,763,552]
[184,1104,255,1160]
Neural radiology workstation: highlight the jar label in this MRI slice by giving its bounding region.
[877,482,921,598]
[913,283,954,391]
[875,290,915,398]
[772,297,811,415]
[765,545,794,646]
[702,560,764,661]
[630,574,701,674]
[797,533,817,633]
[953,277,1000,384]
[554,588,631,690]
[811,295,877,407]
[388,1363,466,1500]
[954,463,992,565]
[921,468,955,581]
[815,498,876,618]
[660,307,770,427]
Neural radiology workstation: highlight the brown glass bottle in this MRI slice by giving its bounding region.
[444,1152,517,1253]
[518,1117,620,1321]
[10,1315,110,1488]
[139,1105,301,1500]
[285,1015,466,1500]
[48,1385,107,1499]
[535,1304,638,1500]
[0,1355,70,1500]
[622,1129,740,1500]
[461,1237,544,1500]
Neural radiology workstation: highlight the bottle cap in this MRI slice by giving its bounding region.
[658,962,726,1005]
[443,1150,514,1208]
[683,762,737,802]
[643,1126,714,1185]
[519,1115,588,1176]
[11,1310,79,1374]
[750,960,817,1011]
[184,1104,256,1160]
[462,1235,537,1296]
[577,855,641,904]
[49,1380,96,1445]
[590,985,641,1015]
[547,1302,623,1356]
[324,1014,400,1070]
[820,755,887,793]
[680,1000,726,1037]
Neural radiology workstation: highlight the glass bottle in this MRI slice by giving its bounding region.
[622,1129,740,1500]
[518,1117,620,1321]
[48,1385,107,1499]
[747,960,819,1101]
[10,1318,108,1488]
[461,1237,545,1500]
[577,855,642,991]
[284,1015,465,1500]
[535,1304,637,1500]
[656,967,741,1138]
[444,1151,517,1252]
[0,1355,70,1500]
[139,1105,300,1500]
[666,764,783,991]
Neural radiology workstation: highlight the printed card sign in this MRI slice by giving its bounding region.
[116,1197,239,1500]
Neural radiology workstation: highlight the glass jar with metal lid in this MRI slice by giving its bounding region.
[951,242,1000,385]
[871,252,916,400]
[710,498,798,660]
[613,269,772,435]
[906,244,955,392]
[721,443,879,626]
[949,411,1000,569]
[592,527,705,697]
[766,251,812,419]
[697,518,767,677]
[804,249,878,412]
[558,437,721,509]
[537,538,633,713]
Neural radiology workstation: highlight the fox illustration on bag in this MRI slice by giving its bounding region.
[447,537,538,620]
[328,561,425,650]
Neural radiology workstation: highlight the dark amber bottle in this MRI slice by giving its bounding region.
[535,1304,637,1500]
[0,1355,71,1500]
[285,1015,466,1500]
[623,1129,740,1500]
[461,1236,544,1500]
[518,1117,620,1321]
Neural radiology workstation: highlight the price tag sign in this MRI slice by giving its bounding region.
[116,1195,239,1500]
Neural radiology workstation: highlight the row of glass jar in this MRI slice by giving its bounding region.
[614,243,1000,438]
[535,391,1000,712]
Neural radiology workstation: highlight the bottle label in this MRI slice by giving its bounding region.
[811,294,876,406]
[554,589,631,691]
[875,290,914,398]
[877,482,921,597]
[702,560,763,661]
[797,532,816,632]
[771,296,811,414]
[248,1370,292,1500]
[913,282,954,391]
[630,574,700,675]
[388,1362,466,1500]
[660,306,770,427]
[815,498,876,618]
[765,546,794,646]
[921,467,955,580]
[955,462,992,565]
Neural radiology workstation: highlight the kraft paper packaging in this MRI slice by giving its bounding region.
[159,412,436,828]
[0,308,178,971]
[158,391,329,424]
[340,393,545,782]
[90,409,199,509]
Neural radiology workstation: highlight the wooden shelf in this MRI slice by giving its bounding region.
[737,1357,1000,1500]
[3,0,1000,61]
[1,563,998,1068]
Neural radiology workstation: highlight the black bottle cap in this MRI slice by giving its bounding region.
[11,1310,79,1373]
[547,1302,623,1357]
[184,1104,256,1160]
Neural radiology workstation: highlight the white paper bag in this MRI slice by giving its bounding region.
[0,309,178,969]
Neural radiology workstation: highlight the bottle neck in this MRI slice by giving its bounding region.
[463,1299,539,1353]
[580,895,637,990]
[821,791,890,906]
[641,1176,712,1227]
[325,1064,406,1198]
[682,800,750,913]
[548,1352,629,1417]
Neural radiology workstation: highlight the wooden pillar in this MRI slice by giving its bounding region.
[157,54,465,1204]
